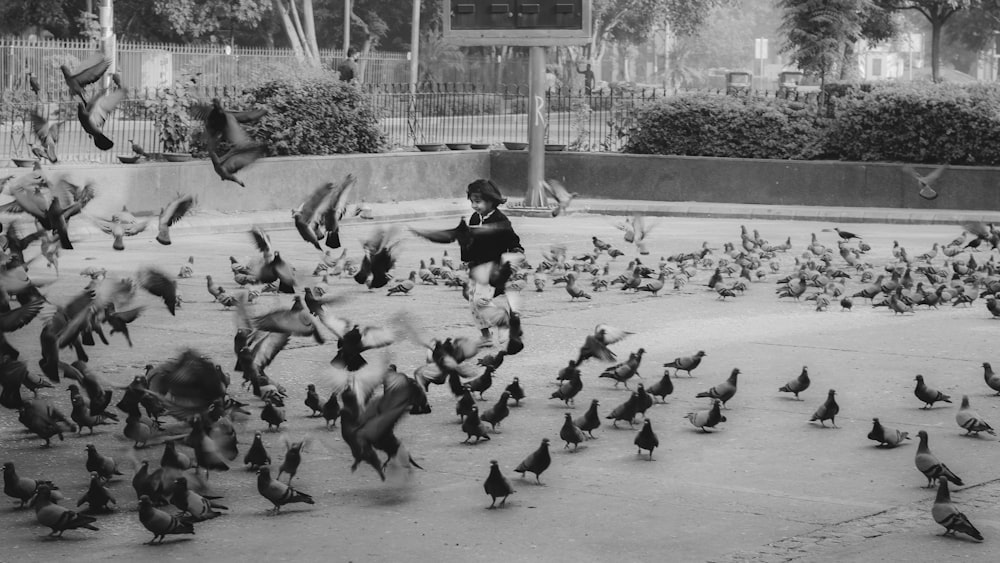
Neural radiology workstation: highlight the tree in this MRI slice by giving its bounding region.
[0,0,91,39]
[779,0,896,87]
[564,0,733,84]
[779,0,870,90]
[877,1,981,82]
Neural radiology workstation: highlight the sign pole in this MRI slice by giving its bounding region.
[526,45,547,207]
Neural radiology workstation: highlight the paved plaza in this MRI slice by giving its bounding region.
[1,208,998,562]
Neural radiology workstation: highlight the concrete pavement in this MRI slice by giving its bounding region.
[1,208,998,562]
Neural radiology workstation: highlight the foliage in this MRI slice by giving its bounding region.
[0,0,80,38]
[622,94,825,159]
[149,0,269,42]
[876,1,982,82]
[824,82,1000,163]
[418,28,465,83]
[142,69,202,153]
[623,83,1000,165]
[245,76,386,155]
[778,0,877,86]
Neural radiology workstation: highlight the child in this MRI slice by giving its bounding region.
[462,179,524,347]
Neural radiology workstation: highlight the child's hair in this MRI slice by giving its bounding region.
[466,179,507,205]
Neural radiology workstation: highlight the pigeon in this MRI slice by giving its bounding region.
[902,164,947,201]
[514,438,551,484]
[155,194,196,245]
[685,399,726,432]
[3,462,58,508]
[955,395,995,436]
[540,178,578,216]
[256,466,314,514]
[209,144,265,187]
[550,363,583,406]
[138,494,194,544]
[598,348,645,389]
[914,375,951,409]
[932,477,983,541]
[480,391,510,431]
[483,460,514,508]
[695,368,741,408]
[577,324,632,364]
[867,418,910,448]
[467,366,495,400]
[304,384,322,416]
[606,392,639,428]
[293,176,356,250]
[574,399,601,438]
[559,412,585,450]
[33,484,98,537]
[77,472,116,513]
[321,390,341,428]
[170,476,226,521]
[61,53,110,103]
[278,439,305,483]
[663,350,706,377]
[85,444,123,481]
[461,405,491,444]
[30,109,62,162]
[982,362,1000,395]
[78,87,124,150]
[634,419,659,460]
[778,366,810,400]
[160,441,193,471]
[915,430,963,488]
[261,399,285,431]
[647,370,673,403]
[565,272,591,300]
[244,432,271,469]
[505,377,525,406]
[809,389,839,427]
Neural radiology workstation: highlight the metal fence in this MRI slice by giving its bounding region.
[0,83,828,164]
[0,37,411,94]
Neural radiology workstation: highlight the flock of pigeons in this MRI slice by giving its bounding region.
[4,87,1000,549]
[0,188,997,548]
[25,52,267,186]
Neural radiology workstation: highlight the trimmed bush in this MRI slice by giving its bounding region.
[623,94,824,160]
[245,76,386,156]
[824,82,1000,164]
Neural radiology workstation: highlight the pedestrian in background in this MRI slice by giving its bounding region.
[337,47,361,83]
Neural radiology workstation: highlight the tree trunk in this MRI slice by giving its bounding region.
[302,0,321,62]
[273,0,306,63]
[930,15,942,82]
[610,42,620,82]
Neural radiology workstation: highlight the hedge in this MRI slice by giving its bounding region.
[623,83,1000,165]
[622,94,824,160]
[244,76,386,156]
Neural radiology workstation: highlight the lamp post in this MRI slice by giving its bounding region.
[343,0,352,53]
[99,0,115,88]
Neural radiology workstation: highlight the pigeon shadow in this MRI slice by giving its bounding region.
[144,537,195,546]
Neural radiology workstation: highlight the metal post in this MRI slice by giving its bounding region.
[525,46,547,207]
[343,0,352,53]
[100,0,115,88]
[410,0,420,96]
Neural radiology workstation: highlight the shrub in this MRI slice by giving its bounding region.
[245,76,386,156]
[824,82,1000,164]
[622,94,825,160]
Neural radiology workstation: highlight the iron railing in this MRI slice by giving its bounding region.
[1,84,830,164]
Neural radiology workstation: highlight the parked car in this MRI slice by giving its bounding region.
[726,71,752,95]
[778,71,803,94]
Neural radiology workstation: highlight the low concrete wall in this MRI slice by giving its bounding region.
[1,151,490,218]
[490,152,1000,211]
